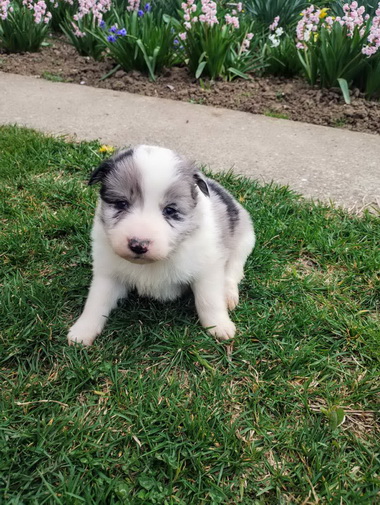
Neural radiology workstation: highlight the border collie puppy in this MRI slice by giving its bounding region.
[68,145,255,346]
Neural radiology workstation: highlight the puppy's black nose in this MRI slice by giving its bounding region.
[128,238,149,255]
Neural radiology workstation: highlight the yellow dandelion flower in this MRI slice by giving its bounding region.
[99,144,115,154]
[319,8,329,19]
[238,195,245,203]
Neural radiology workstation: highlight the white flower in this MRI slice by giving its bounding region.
[268,34,280,47]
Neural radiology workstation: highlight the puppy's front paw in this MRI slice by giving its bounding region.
[67,319,100,346]
[207,318,236,341]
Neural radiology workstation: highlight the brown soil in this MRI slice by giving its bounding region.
[1,37,379,135]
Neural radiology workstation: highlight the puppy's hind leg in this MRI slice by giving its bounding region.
[225,226,255,311]
[68,275,127,346]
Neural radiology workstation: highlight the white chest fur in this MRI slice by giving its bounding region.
[91,211,223,301]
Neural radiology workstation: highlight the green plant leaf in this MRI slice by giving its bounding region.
[196,61,207,79]
[136,38,156,81]
[337,78,351,104]
[227,67,250,80]
[99,64,121,82]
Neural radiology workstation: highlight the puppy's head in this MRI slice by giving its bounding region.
[89,145,209,264]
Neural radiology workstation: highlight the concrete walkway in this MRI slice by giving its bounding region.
[1,71,379,209]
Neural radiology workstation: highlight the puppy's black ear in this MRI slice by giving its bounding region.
[88,159,114,186]
[194,172,210,197]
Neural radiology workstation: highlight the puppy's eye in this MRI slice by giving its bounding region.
[163,206,177,217]
[114,200,129,210]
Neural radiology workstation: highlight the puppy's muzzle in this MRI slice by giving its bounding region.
[128,238,150,255]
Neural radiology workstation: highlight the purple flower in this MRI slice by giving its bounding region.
[144,3,151,12]
[137,9,144,17]
[109,25,117,33]
[117,28,127,36]
[107,35,117,42]
[99,20,106,29]
[173,38,179,45]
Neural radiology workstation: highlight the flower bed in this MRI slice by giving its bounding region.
[1,0,380,100]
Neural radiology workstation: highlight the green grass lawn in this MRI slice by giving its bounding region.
[0,125,379,504]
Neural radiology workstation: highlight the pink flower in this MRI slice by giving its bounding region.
[0,0,12,20]
[18,0,50,24]
[71,20,85,37]
[297,6,320,43]
[269,16,280,32]
[362,2,380,56]
[126,0,140,11]
[179,31,187,41]
[225,13,239,29]
[241,32,254,52]
[72,0,112,25]
[181,0,198,28]
[200,0,218,27]
[340,1,367,37]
